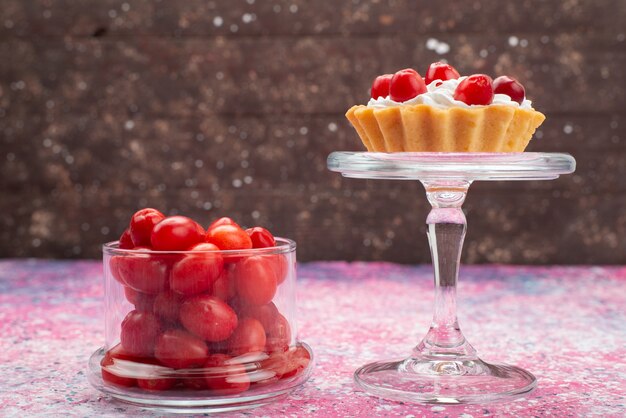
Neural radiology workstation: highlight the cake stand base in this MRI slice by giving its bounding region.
[355,357,536,404]
[328,152,575,405]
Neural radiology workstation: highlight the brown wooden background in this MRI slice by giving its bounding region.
[1,1,625,263]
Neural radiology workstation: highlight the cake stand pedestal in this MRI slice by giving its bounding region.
[327,152,576,404]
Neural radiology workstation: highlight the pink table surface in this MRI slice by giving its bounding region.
[0,260,625,417]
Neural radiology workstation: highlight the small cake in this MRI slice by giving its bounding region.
[346,62,545,152]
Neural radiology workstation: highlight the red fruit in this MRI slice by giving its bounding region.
[207,217,239,231]
[265,313,292,353]
[453,74,494,105]
[228,318,267,356]
[204,354,250,395]
[100,347,136,388]
[240,302,279,329]
[425,61,460,85]
[170,243,224,296]
[389,68,427,102]
[109,256,125,284]
[129,208,165,247]
[124,287,156,312]
[180,295,238,342]
[120,310,161,357]
[259,345,310,380]
[370,74,393,99]
[155,329,209,369]
[213,265,237,301]
[206,224,252,251]
[137,378,176,391]
[151,216,205,251]
[268,254,289,285]
[245,227,276,249]
[234,256,278,306]
[153,291,184,324]
[112,250,170,294]
[118,228,135,249]
[493,75,525,104]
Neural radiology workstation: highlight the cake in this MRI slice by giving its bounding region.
[346,62,545,152]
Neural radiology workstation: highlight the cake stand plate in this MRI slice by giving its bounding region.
[327,152,576,405]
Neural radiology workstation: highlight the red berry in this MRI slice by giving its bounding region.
[370,74,393,99]
[100,346,137,388]
[234,256,278,306]
[204,354,250,395]
[493,75,525,104]
[153,291,184,324]
[112,249,170,294]
[240,302,279,328]
[453,74,494,105]
[424,62,460,85]
[155,329,209,369]
[124,287,156,312]
[389,68,427,102]
[118,228,135,249]
[212,265,237,301]
[137,377,176,391]
[246,227,276,248]
[228,318,267,356]
[129,209,165,247]
[268,254,289,285]
[259,345,310,380]
[206,224,252,251]
[170,243,224,296]
[151,216,205,251]
[207,217,239,231]
[265,313,291,353]
[180,295,238,342]
[120,310,161,357]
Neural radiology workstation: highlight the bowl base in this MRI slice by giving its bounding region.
[88,344,314,414]
[354,356,536,405]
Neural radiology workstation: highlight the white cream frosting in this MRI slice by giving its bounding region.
[367,77,533,110]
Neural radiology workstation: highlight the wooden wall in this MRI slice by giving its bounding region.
[1,1,625,263]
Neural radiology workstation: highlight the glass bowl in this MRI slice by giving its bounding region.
[88,237,313,413]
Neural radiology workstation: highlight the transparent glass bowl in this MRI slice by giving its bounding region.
[88,238,313,413]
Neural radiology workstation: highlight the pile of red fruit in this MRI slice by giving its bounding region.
[370,62,526,106]
[101,208,310,394]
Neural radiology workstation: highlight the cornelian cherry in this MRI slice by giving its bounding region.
[235,256,278,306]
[124,286,156,312]
[153,291,184,324]
[129,208,165,247]
[170,243,224,296]
[453,74,494,105]
[118,228,134,249]
[155,329,209,369]
[246,227,276,248]
[112,249,169,294]
[370,74,393,99]
[120,310,161,357]
[206,224,252,251]
[493,75,525,104]
[204,354,250,394]
[151,216,205,251]
[389,68,427,102]
[228,317,267,356]
[207,217,239,231]
[425,62,460,85]
[180,295,238,341]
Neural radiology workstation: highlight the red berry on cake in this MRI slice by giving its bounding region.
[424,62,460,85]
[389,68,427,102]
[453,74,494,106]
[370,74,393,99]
[493,76,525,104]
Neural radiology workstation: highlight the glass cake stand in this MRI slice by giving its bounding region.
[327,152,576,404]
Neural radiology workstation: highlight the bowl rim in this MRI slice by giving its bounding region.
[102,236,296,256]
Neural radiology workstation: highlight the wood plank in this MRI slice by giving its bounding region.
[1,188,623,265]
[1,0,624,38]
[1,35,625,115]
